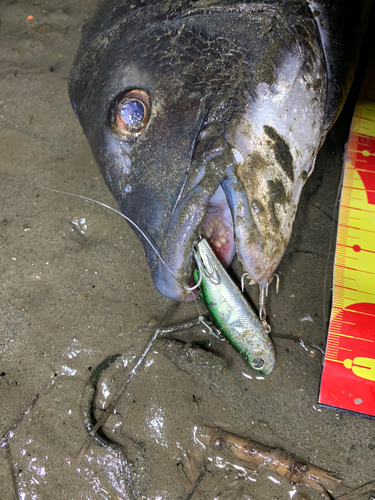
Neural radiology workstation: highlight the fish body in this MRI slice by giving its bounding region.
[69,0,371,301]
[194,238,275,375]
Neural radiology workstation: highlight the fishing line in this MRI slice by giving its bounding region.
[2,174,182,285]
[3,174,234,304]
[192,293,217,336]
[322,155,346,335]
[186,248,211,330]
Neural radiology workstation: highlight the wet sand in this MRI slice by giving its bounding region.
[1,1,375,498]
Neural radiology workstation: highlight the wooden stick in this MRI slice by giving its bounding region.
[5,442,19,500]
[196,425,342,493]
[0,394,39,448]
[336,480,375,500]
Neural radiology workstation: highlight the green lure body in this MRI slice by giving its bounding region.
[194,238,275,375]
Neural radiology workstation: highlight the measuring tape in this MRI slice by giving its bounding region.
[319,60,375,416]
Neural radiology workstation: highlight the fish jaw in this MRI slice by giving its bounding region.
[224,49,327,287]
[150,177,236,302]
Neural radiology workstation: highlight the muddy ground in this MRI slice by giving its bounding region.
[1,1,375,499]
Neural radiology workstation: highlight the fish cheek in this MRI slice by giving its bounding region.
[114,86,205,238]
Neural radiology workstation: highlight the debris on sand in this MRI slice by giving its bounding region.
[196,425,342,495]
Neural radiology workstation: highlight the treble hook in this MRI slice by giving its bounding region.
[198,315,223,339]
[259,274,280,333]
[259,285,270,332]
[184,262,202,291]
[196,250,221,285]
[241,272,256,292]
[184,239,221,291]
[274,273,280,294]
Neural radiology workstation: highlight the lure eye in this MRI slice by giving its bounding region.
[111,89,151,137]
[252,357,265,370]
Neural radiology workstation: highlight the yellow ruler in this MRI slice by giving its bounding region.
[319,59,375,416]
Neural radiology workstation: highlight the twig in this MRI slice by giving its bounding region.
[196,425,341,494]
[76,302,180,462]
[271,332,325,355]
[335,480,375,500]
[181,449,200,484]
[159,317,205,334]
[184,467,206,500]
[5,442,19,500]
[0,394,39,447]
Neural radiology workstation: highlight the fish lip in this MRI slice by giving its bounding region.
[149,172,265,302]
[149,181,223,302]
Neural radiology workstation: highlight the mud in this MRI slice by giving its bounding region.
[1,1,375,499]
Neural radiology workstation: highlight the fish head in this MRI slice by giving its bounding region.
[69,4,327,301]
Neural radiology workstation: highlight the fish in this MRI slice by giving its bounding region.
[194,237,275,374]
[69,0,371,302]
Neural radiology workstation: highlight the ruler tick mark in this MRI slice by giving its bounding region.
[335,285,374,296]
[330,333,374,342]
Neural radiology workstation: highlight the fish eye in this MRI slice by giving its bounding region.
[110,89,150,137]
[121,100,144,126]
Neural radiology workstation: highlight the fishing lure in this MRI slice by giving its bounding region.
[193,238,275,375]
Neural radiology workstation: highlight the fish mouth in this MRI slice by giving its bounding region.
[150,155,300,303]
[148,165,285,303]
[200,184,236,271]
[149,167,289,302]
[150,125,325,302]
[151,33,328,301]
[149,180,236,302]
